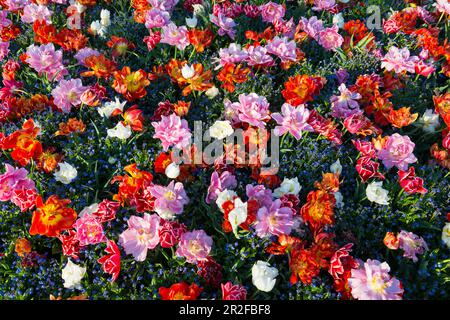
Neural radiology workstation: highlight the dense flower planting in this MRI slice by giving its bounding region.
[0,0,449,300]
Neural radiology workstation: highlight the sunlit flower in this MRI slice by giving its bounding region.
[159,282,203,300]
[161,23,189,50]
[150,181,189,220]
[252,261,278,292]
[224,93,270,128]
[210,13,236,39]
[272,103,313,140]
[30,195,77,237]
[397,230,428,262]
[119,213,161,261]
[381,46,419,74]
[62,259,86,290]
[348,259,403,300]
[51,78,86,113]
[282,74,325,106]
[366,181,389,205]
[151,114,192,151]
[54,162,77,185]
[0,164,35,202]
[176,230,213,263]
[25,43,67,81]
[377,133,417,170]
[73,214,107,246]
[255,199,295,237]
[112,67,150,101]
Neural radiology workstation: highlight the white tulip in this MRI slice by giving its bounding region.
[420,109,440,133]
[62,259,86,289]
[334,191,344,208]
[54,162,77,185]
[333,13,345,29]
[186,16,198,28]
[98,97,126,118]
[252,261,278,292]
[228,198,247,238]
[165,162,180,179]
[181,64,195,79]
[274,177,301,198]
[192,4,205,16]
[366,181,390,205]
[330,159,342,175]
[205,86,219,99]
[100,9,111,26]
[107,122,132,140]
[209,120,234,140]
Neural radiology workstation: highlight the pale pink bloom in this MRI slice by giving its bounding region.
[318,25,343,51]
[161,23,189,50]
[73,214,107,246]
[145,8,170,29]
[148,0,178,12]
[255,199,295,237]
[0,41,9,61]
[150,181,189,219]
[348,259,403,300]
[74,47,101,66]
[381,46,419,74]
[246,184,273,208]
[51,78,86,113]
[151,113,192,151]
[260,1,285,23]
[176,230,213,263]
[0,164,35,202]
[0,11,12,28]
[3,0,29,11]
[225,93,271,128]
[210,13,236,39]
[206,171,237,204]
[244,45,274,67]
[312,0,336,11]
[217,43,248,68]
[21,4,52,24]
[119,213,161,262]
[377,133,417,170]
[398,230,428,262]
[266,36,297,62]
[272,103,313,140]
[25,43,68,81]
[435,0,450,15]
[298,16,324,41]
[331,84,362,118]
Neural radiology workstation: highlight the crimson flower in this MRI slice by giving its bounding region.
[98,240,121,283]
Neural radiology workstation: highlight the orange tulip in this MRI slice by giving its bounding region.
[112,67,150,101]
[2,119,43,166]
[81,54,117,79]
